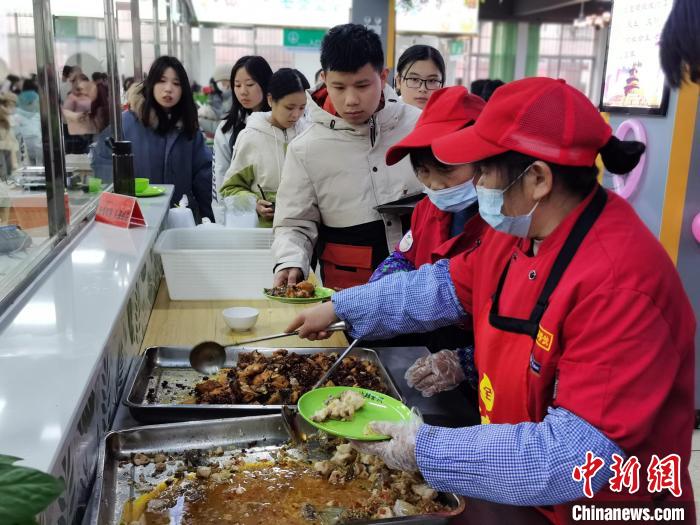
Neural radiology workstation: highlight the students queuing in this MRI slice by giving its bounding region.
[211,56,272,198]
[219,68,310,227]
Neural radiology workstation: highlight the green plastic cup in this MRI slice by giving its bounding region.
[87,177,102,193]
[135,178,150,193]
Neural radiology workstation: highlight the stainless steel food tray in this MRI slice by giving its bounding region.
[124,346,404,423]
[90,414,465,524]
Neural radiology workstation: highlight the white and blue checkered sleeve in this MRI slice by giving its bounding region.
[415,406,625,506]
[332,259,468,341]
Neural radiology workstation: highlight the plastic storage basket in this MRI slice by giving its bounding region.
[153,228,274,300]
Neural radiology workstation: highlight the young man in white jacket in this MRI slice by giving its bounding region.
[272,23,422,290]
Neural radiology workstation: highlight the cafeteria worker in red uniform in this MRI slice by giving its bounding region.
[289,78,696,523]
[370,86,486,283]
[367,86,487,359]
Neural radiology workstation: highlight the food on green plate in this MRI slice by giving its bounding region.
[265,280,316,298]
[312,390,366,422]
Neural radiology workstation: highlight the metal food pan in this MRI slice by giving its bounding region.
[90,414,465,525]
[124,346,404,423]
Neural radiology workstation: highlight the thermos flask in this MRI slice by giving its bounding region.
[112,140,135,196]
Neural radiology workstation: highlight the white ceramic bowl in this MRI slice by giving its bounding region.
[222,306,259,331]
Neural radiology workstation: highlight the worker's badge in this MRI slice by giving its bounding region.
[536,324,554,352]
[479,373,495,412]
[398,231,413,252]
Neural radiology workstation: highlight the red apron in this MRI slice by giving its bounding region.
[320,242,374,290]
[450,187,695,524]
[401,198,486,267]
[474,187,608,524]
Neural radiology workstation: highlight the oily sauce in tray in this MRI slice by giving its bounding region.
[120,441,449,525]
[138,462,374,524]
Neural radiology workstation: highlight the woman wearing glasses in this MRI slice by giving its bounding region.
[395,45,446,109]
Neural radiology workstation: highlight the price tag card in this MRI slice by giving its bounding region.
[95,192,147,228]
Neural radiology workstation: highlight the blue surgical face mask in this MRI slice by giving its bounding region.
[476,164,540,238]
[423,179,478,213]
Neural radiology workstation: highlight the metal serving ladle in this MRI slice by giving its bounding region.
[189,320,348,375]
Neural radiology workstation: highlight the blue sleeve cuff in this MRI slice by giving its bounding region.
[415,407,625,506]
[332,259,467,340]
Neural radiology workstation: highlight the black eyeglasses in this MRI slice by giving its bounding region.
[402,76,444,90]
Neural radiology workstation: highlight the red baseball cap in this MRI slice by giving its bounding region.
[386,86,485,166]
[432,77,612,167]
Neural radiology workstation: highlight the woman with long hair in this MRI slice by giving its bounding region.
[87,79,110,133]
[93,56,213,221]
[220,68,309,226]
[212,56,272,196]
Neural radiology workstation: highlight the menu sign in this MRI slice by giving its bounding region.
[600,0,673,115]
[95,192,146,228]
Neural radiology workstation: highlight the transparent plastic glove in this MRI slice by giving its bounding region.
[404,349,466,398]
[350,410,422,472]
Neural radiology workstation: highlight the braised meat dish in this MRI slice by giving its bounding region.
[194,350,387,405]
[265,280,316,298]
[312,390,365,422]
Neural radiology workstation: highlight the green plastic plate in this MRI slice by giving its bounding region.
[297,386,412,441]
[263,286,334,304]
[136,185,166,198]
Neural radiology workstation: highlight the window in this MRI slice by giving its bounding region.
[466,21,492,87]
[213,27,254,45]
[0,0,195,308]
[537,23,596,97]
[211,27,295,72]
[16,14,35,36]
[0,10,57,303]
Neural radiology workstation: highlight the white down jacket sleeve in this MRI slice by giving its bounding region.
[271,142,319,276]
[212,122,233,195]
